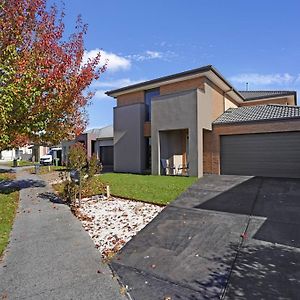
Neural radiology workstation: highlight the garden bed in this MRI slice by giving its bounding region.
[77,196,163,258]
[53,172,197,206]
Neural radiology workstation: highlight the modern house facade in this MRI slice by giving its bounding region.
[62,125,114,170]
[107,65,300,178]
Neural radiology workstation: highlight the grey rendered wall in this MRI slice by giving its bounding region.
[197,85,213,176]
[113,103,146,173]
[151,89,198,176]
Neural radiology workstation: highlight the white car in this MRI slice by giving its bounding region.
[40,154,53,165]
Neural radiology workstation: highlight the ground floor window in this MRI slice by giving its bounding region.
[145,137,151,170]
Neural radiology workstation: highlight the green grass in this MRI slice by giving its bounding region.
[28,165,66,174]
[0,160,36,167]
[15,160,35,167]
[54,173,197,205]
[0,172,19,257]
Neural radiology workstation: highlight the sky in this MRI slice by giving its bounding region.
[50,0,300,129]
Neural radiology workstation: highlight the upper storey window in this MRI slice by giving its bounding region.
[145,88,160,121]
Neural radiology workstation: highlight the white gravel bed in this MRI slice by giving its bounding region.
[78,196,164,257]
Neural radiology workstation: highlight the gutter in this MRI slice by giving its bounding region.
[105,65,245,102]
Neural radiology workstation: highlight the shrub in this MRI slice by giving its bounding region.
[88,153,100,178]
[58,143,106,207]
[68,142,87,170]
[61,143,87,207]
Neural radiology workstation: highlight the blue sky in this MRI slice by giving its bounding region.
[52,0,300,128]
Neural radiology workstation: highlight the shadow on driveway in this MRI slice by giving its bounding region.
[0,168,15,173]
[110,175,300,299]
[0,167,46,194]
[38,192,65,204]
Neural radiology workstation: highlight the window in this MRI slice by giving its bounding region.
[145,137,151,170]
[145,88,160,121]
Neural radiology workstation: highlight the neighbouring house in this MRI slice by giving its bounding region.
[0,145,51,162]
[106,65,300,178]
[31,145,50,162]
[61,125,114,170]
[0,146,33,161]
[61,140,75,165]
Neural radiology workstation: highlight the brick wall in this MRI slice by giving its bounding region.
[117,91,144,107]
[144,122,151,137]
[203,129,213,174]
[160,77,205,95]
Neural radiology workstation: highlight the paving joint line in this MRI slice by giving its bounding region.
[110,262,218,298]
[220,177,264,299]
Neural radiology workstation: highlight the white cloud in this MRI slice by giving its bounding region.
[295,74,300,83]
[145,50,163,59]
[83,49,176,72]
[127,50,175,62]
[230,73,295,85]
[83,49,131,72]
[91,78,145,89]
[93,89,110,100]
[92,78,146,101]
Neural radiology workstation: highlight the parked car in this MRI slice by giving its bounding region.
[39,147,62,165]
[40,154,53,165]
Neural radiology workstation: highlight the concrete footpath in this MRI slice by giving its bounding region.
[0,168,125,300]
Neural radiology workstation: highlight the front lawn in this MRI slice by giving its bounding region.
[54,173,197,205]
[28,165,66,174]
[0,160,35,167]
[14,160,36,167]
[0,172,19,257]
[101,173,197,205]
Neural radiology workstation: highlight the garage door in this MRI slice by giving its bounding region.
[221,132,300,178]
[99,146,114,166]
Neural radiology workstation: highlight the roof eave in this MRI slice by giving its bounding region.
[243,92,297,102]
[106,65,244,103]
[106,65,212,97]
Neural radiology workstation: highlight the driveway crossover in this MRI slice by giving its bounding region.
[111,175,300,299]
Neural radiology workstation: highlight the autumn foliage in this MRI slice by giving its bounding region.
[0,0,106,149]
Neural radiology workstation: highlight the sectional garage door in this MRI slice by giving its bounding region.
[220,132,300,178]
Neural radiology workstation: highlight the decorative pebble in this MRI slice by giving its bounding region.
[77,197,164,257]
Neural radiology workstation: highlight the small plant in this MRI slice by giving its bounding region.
[57,143,106,208]
[88,153,100,178]
[68,143,87,171]
[59,143,88,208]
[62,181,77,205]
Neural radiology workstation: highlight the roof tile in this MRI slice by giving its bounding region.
[213,105,300,124]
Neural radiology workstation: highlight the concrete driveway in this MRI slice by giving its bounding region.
[111,175,300,299]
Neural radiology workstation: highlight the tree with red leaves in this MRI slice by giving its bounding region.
[0,0,105,149]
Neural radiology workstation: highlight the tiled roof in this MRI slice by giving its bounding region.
[239,90,296,101]
[84,125,113,138]
[213,105,300,125]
